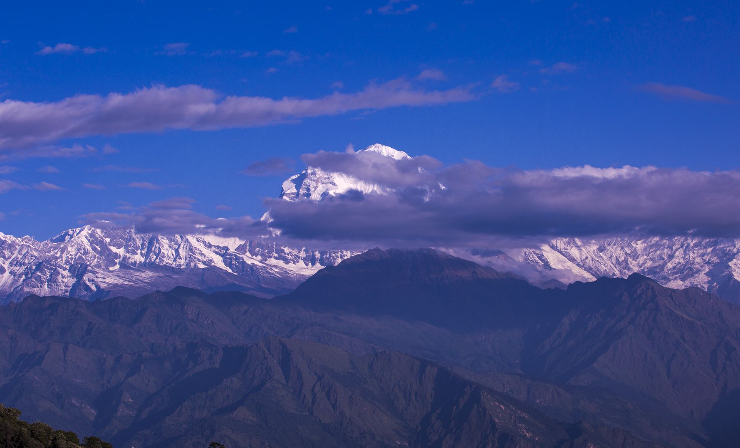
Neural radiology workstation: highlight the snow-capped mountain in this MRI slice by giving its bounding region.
[511,236,740,304]
[3,142,740,305]
[0,226,353,303]
[276,144,740,304]
[280,143,410,201]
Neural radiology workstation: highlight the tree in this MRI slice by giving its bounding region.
[209,443,225,448]
[82,436,114,448]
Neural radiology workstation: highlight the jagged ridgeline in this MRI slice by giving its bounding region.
[0,404,112,448]
[3,145,740,305]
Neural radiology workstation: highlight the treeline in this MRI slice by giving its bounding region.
[0,404,113,448]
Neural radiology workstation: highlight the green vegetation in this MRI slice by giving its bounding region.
[0,404,113,448]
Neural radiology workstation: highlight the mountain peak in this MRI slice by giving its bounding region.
[279,143,411,202]
[279,248,539,330]
[359,143,411,160]
[338,248,508,280]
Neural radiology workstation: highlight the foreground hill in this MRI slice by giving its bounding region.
[0,403,112,448]
[0,249,737,447]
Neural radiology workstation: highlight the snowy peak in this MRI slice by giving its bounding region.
[280,143,408,202]
[0,225,354,303]
[360,143,411,160]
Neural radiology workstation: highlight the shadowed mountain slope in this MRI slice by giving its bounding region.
[0,249,738,447]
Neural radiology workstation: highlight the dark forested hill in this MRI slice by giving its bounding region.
[0,403,112,448]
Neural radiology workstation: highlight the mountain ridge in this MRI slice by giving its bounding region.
[0,248,737,447]
[4,144,740,305]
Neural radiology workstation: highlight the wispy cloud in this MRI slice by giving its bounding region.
[0,180,25,194]
[156,43,190,56]
[241,157,295,176]
[283,26,298,33]
[215,204,233,211]
[539,62,578,75]
[416,69,447,81]
[91,165,158,173]
[83,197,266,237]
[0,144,106,161]
[378,0,419,15]
[36,43,107,55]
[82,183,106,190]
[37,165,60,173]
[0,79,477,150]
[33,181,63,191]
[128,181,163,190]
[491,75,520,93]
[637,82,731,104]
[0,165,18,174]
[286,50,308,63]
[241,51,258,58]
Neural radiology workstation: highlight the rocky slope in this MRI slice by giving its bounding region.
[1,249,738,447]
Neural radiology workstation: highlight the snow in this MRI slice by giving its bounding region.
[3,142,740,303]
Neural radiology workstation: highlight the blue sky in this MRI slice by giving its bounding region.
[0,0,738,240]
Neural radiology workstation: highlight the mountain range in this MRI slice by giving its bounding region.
[3,144,740,305]
[0,248,738,447]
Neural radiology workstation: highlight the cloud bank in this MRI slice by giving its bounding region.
[82,147,740,246]
[0,79,476,150]
[264,149,740,246]
[83,197,266,237]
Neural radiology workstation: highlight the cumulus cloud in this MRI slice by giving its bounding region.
[491,75,520,93]
[83,197,267,237]
[637,82,731,104]
[263,149,740,246]
[242,157,295,176]
[539,62,578,75]
[36,43,107,55]
[0,79,476,150]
